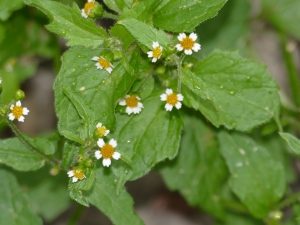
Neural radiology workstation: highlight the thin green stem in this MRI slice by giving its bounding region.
[103,11,119,20]
[221,200,249,214]
[8,120,60,166]
[275,116,283,133]
[275,191,300,210]
[174,54,185,93]
[67,204,86,225]
[279,31,300,107]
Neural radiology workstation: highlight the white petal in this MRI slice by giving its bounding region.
[96,122,102,128]
[152,58,157,63]
[177,94,184,101]
[192,43,201,52]
[102,158,111,167]
[184,49,193,55]
[8,113,15,121]
[81,10,88,18]
[97,138,105,148]
[189,32,197,41]
[18,116,25,122]
[136,96,141,100]
[160,93,167,101]
[175,102,182,109]
[126,107,133,115]
[88,0,94,2]
[178,33,186,41]
[10,104,14,110]
[137,102,144,108]
[119,99,126,106]
[92,56,99,61]
[175,44,183,51]
[23,108,29,115]
[165,104,173,111]
[112,152,121,160]
[72,177,78,182]
[166,89,173,95]
[109,139,117,148]
[67,171,74,177]
[95,150,102,159]
[147,51,153,57]
[132,107,142,114]
[106,67,113,74]
[16,101,21,106]
[104,130,110,136]
[152,42,159,48]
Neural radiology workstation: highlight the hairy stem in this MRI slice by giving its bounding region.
[279,31,300,107]
[103,11,119,20]
[8,120,60,166]
[174,54,185,93]
[275,191,300,210]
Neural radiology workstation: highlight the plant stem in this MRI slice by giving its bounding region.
[103,11,119,20]
[275,191,300,210]
[221,200,249,214]
[67,204,86,225]
[8,120,59,166]
[174,54,185,93]
[279,31,300,107]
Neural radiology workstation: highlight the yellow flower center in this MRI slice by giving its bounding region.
[125,95,139,108]
[12,106,23,119]
[73,169,85,180]
[98,58,111,69]
[97,126,107,136]
[101,144,115,159]
[180,37,195,50]
[84,2,94,15]
[152,47,162,59]
[167,93,179,106]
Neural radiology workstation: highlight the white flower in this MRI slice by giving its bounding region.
[81,0,95,18]
[96,123,110,137]
[160,89,184,111]
[147,42,163,63]
[95,138,121,167]
[92,56,113,73]
[67,169,86,183]
[175,32,201,55]
[119,95,144,115]
[8,101,29,122]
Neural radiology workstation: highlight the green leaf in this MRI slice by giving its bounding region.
[69,185,89,207]
[86,168,144,225]
[103,0,134,13]
[159,110,228,219]
[110,91,183,187]
[0,169,42,225]
[183,50,280,131]
[217,212,264,225]
[25,134,56,156]
[62,141,79,170]
[69,168,96,191]
[0,137,45,171]
[54,46,140,139]
[153,0,227,32]
[218,131,285,218]
[25,0,108,48]
[60,130,85,145]
[118,18,172,51]
[262,0,300,40]
[279,132,300,154]
[0,0,23,21]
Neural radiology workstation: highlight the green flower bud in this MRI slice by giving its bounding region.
[0,107,8,116]
[156,66,166,75]
[101,50,114,62]
[113,49,123,61]
[49,166,60,176]
[89,2,104,20]
[13,89,25,101]
[77,154,85,164]
[85,159,94,168]
[269,211,283,221]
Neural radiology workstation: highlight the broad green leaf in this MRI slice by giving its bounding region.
[183,50,280,131]
[86,168,144,225]
[15,167,71,222]
[262,0,300,40]
[0,137,45,171]
[54,46,140,139]
[69,185,89,207]
[110,91,183,187]
[159,110,228,219]
[279,132,300,154]
[118,18,172,51]
[0,0,23,21]
[153,0,227,32]
[218,131,285,218]
[62,141,79,170]
[25,134,56,156]
[0,169,42,225]
[25,0,108,48]
[60,130,85,145]
[103,0,134,13]
[196,0,250,57]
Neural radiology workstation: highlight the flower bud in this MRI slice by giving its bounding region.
[113,49,123,61]
[89,2,104,20]
[50,166,60,176]
[13,89,25,101]
[101,50,114,62]
[85,159,94,168]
